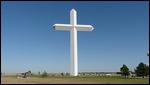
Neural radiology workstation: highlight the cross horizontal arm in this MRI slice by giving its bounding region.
[75,25,94,31]
[53,24,72,31]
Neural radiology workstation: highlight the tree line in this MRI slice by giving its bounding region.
[120,62,149,78]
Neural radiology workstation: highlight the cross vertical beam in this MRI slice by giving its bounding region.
[70,9,77,26]
[70,9,78,76]
[70,28,78,76]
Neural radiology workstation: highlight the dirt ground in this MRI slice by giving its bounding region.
[1,77,97,84]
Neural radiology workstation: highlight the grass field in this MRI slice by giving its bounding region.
[1,75,149,84]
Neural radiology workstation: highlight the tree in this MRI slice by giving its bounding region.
[134,62,147,78]
[42,71,48,77]
[28,70,32,75]
[28,70,31,74]
[61,73,64,76]
[145,65,149,76]
[120,64,130,78]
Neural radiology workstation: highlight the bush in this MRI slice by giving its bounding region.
[42,71,48,77]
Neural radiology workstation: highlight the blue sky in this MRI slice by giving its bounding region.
[1,1,149,73]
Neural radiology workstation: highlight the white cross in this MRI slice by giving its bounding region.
[53,9,94,76]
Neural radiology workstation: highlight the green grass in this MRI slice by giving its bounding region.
[53,76,149,84]
[29,75,149,84]
[2,75,149,84]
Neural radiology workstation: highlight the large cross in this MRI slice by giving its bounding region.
[53,9,94,76]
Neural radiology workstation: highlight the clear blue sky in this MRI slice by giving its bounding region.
[1,1,149,73]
